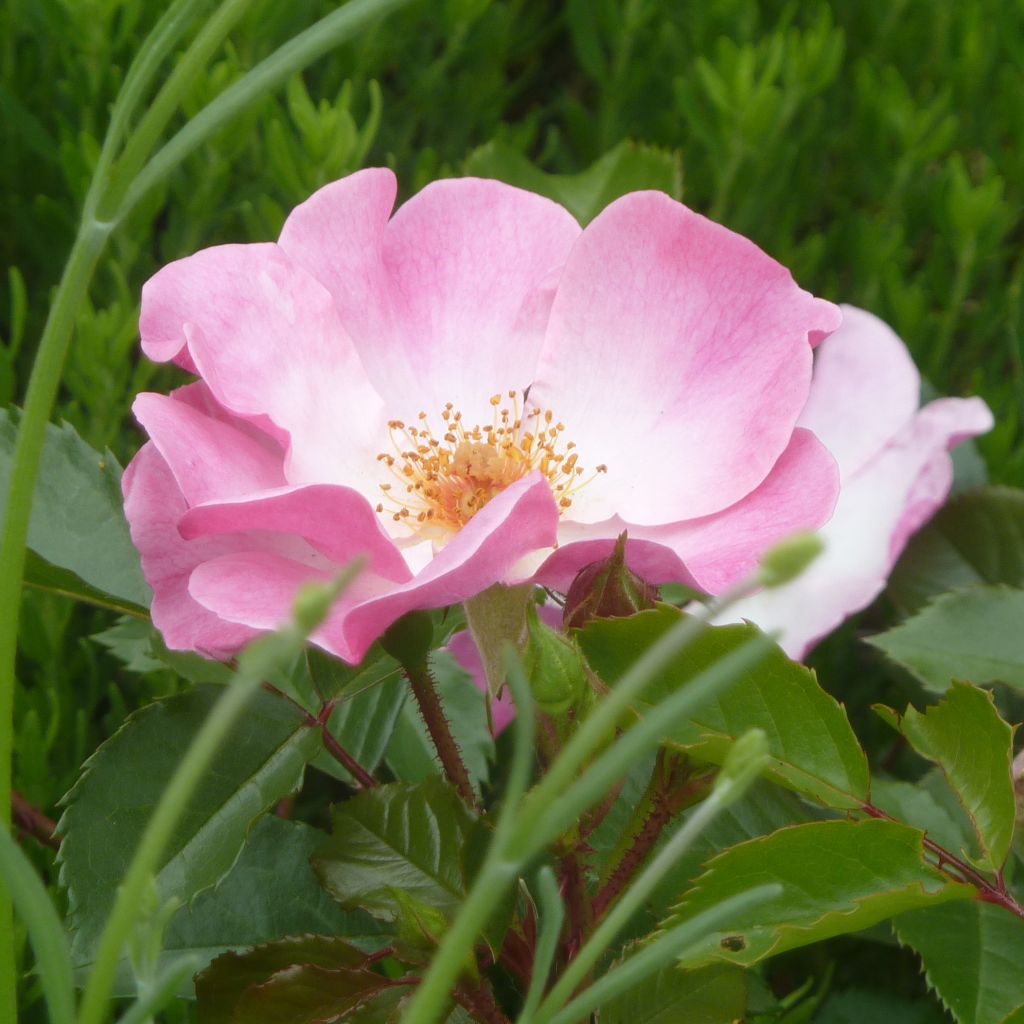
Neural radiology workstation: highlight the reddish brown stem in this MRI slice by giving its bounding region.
[579,777,626,842]
[592,755,710,922]
[12,791,59,849]
[318,701,379,789]
[406,662,478,809]
[862,802,1024,920]
[259,680,380,790]
[559,850,591,962]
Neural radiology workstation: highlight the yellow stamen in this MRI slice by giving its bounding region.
[375,392,607,538]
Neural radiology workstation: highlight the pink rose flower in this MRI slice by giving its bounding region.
[123,169,848,663]
[725,305,992,657]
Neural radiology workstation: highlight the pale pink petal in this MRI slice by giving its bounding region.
[171,379,290,452]
[189,473,561,664]
[281,173,581,425]
[534,429,838,594]
[132,392,286,505]
[178,484,412,583]
[340,473,561,661]
[187,550,380,659]
[726,396,993,658]
[140,243,386,493]
[798,305,921,479]
[121,443,259,658]
[277,167,397,343]
[530,191,841,524]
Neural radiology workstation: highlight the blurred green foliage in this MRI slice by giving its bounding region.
[2,0,1022,1019]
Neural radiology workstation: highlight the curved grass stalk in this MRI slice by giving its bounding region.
[0,1,414,1014]
[0,828,76,1024]
[114,0,414,225]
[516,867,565,1023]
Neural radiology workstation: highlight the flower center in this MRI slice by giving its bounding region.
[375,391,606,537]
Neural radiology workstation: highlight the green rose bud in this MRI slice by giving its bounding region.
[523,604,589,715]
[563,532,659,629]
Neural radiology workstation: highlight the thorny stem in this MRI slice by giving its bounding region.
[592,754,711,922]
[862,803,1024,920]
[11,791,59,849]
[559,844,592,963]
[406,661,478,808]
[492,928,534,991]
[579,777,625,843]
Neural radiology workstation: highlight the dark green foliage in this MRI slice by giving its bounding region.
[6,2,1024,1021]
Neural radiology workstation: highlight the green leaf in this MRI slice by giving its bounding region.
[0,409,151,609]
[313,777,475,924]
[92,616,166,674]
[868,585,1024,694]
[663,819,974,968]
[816,988,948,1024]
[463,139,683,224]
[231,964,404,1024]
[160,817,383,992]
[896,901,1024,1024]
[580,606,870,808]
[58,686,321,964]
[93,616,234,683]
[385,651,494,790]
[889,488,1024,614]
[600,964,746,1023]
[648,781,826,915]
[875,683,1016,870]
[196,935,370,1024]
[871,777,972,856]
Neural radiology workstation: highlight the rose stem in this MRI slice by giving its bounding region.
[591,752,711,923]
[12,791,59,849]
[405,661,478,808]
[862,802,1024,921]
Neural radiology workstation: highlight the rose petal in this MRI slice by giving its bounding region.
[179,483,412,582]
[534,428,838,594]
[171,379,291,452]
[530,190,841,524]
[133,392,286,505]
[140,242,386,493]
[798,305,921,479]
[191,472,561,663]
[122,443,259,658]
[340,472,561,660]
[726,396,994,658]
[281,173,581,425]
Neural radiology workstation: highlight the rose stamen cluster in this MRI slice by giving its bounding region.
[375,390,607,536]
